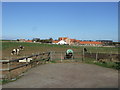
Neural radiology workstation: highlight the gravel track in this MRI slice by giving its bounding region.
[3,63,118,88]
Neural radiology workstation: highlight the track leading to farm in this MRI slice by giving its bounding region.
[3,63,118,88]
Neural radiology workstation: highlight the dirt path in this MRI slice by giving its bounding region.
[3,63,118,88]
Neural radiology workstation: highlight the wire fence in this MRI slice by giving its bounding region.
[49,51,83,62]
[50,51,119,63]
[84,52,119,62]
[0,50,119,83]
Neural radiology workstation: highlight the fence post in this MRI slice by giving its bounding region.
[96,46,98,61]
[48,52,51,61]
[50,51,52,61]
[72,52,74,62]
[96,52,98,61]
[110,51,112,61]
[8,61,11,79]
[82,48,84,61]
[61,52,63,62]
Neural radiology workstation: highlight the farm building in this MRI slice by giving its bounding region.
[79,41,103,46]
[25,40,32,42]
[70,39,81,45]
[52,40,67,45]
[58,37,71,45]
[58,37,81,45]
[96,40,113,46]
[52,40,59,44]
[18,39,26,42]
[57,40,67,45]
[53,37,103,46]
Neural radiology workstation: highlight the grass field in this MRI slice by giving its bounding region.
[1,41,119,83]
[1,41,119,60]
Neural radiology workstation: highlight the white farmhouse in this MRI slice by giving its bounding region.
[57,40,67,45]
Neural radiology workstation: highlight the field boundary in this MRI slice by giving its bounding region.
[1,52,50,83]
[1,51,119,84]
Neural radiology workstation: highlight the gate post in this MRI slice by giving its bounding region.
[50,51,52,61]
[8,60,11,80]
[61,52,63,62]
[96,52,98,61]
[82,48,85,61]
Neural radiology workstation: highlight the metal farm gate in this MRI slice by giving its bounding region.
[49,51,119,63]
[50,51,83,62]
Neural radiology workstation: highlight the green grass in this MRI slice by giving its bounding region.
[1,42,119,54]
[1,77,20,85]
[0,79,18,85]
[49,60,57,63]
[0,79,10,84]
[95,62,119,69]
[2,42,73,50]
[83,58,119,70]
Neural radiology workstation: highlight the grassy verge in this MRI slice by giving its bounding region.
[0,79,16,85]
[49,60,57,63]
[1,74,24,85]
[83,58,120,70]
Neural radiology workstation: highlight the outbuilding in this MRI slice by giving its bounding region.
[57,40,67,45]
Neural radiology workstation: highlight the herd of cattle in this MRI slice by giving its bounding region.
[10,46,113,64]
[11,45,24,55]
[11,45,34,62]
[10,46,89,62]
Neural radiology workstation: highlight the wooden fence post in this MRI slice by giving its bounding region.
[61,52,63,62]
[50,51,52,61]
[96,46,98,61]
[8,61,11,79]
[82,48,84,61]
[110,51,113,61]
[96,52,98,61]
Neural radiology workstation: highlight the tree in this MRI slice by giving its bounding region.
[49,38,53,43]
[32,38,40,42]
[17,39,20,41]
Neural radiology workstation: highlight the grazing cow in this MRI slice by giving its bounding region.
[11,49,16,55]
[11,49,20,55]
[84,48,88,52]
[19,58,32,62]
[19,45,24,50]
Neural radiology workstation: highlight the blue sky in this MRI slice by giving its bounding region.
[2,2,118,41]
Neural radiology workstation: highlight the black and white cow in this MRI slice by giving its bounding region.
[19,45,24,50]
[11,49,20,55]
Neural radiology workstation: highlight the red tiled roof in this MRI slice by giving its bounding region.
[76,40,81,42]
[59,37,68,40]
[79,41,102,44]
[25,40,32,42]
[70,39,76,42]
[52,40,59,43]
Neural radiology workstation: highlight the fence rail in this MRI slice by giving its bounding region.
[1,51,119,81]
[1,52,50,71]
[49,51,83,61]
[84,52,119,62]
[1,52,50,80]
[49,51,119,63]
